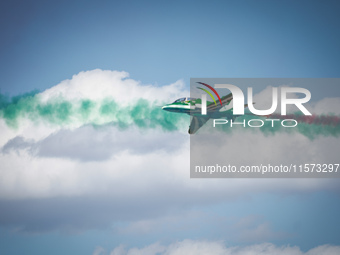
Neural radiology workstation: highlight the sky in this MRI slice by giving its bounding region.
[0,0,340,255]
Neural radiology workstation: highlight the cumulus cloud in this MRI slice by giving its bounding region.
[98,241,340,255]
[1,129,339,200]
[0,71,340,240]
[39,69,186,104]
[310,97,340,115]
[0,69,189,135]
[1,126,188,161]
[109,243,165,255]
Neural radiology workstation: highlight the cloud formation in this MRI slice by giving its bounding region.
[0,70,339,249]
[2,126,188,161]
[93,241,340,255]
[0,70,190,157]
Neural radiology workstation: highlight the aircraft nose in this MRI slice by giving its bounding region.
[162,105,171,111]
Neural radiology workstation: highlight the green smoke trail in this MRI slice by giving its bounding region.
[2,92,340,138]
[0,92,189,131]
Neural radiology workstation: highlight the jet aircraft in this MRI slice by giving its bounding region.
[162,92,247,134]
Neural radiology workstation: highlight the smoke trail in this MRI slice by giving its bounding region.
[0,92,189,131]
[1,89,339,138]
[266,113,340,139]
[233,113,340,139]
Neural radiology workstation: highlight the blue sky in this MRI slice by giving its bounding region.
[1,0,340,96]
[1,1,340,255]
[1,192,339,254]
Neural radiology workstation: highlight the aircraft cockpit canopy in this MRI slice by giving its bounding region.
[173,97,186,103]
[172,97,196,103]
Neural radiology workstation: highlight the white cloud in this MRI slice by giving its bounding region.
[2,126,188,161]
[1,130,339,200]
[1,70,340,235]
[1,118,340,201]
[106,241,340,255]
[39,69,187,105]
[0,69,189,148]
[310,97,340,115]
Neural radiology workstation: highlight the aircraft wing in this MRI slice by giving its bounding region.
[188,116,210,134]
